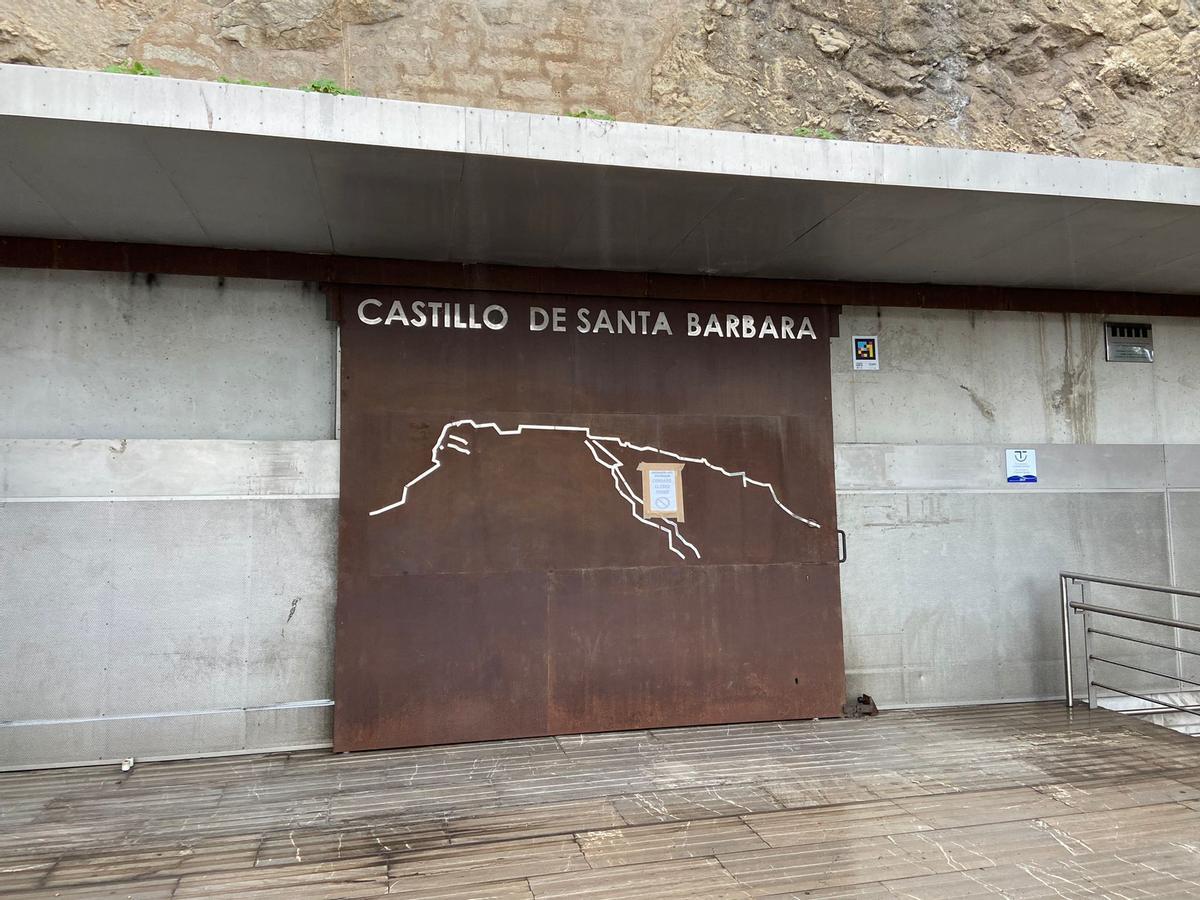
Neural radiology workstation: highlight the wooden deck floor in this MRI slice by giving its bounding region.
[3,703,1200,898]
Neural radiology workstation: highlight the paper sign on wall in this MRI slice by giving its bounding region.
[638,462,685,521]
[1005,449,1038,483]
[853,336,879,371]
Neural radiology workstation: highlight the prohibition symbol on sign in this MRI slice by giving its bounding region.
[638,462,686,522]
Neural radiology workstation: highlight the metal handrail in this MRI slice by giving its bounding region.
[1087,627,1200,659]
[1060,571,1200,719]
[1060,570,1200,600]
[1068,602,1200,632]
[1121,702,1200,716]
[1090,655,1200,690]
[1093,683,1200,717]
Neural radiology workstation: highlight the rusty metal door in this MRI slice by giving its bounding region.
[333,286,844,751]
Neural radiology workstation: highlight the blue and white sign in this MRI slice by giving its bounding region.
[1005,448,1038,483]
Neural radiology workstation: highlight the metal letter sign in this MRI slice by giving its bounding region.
[333,287,846,751]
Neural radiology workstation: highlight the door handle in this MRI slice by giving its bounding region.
[837,529,848,564]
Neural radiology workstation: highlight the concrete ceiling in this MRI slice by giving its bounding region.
[2,64,1199,295]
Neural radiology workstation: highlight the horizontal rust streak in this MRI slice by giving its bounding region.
[1,235,1197,316]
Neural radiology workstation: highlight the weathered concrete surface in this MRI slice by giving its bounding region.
[830,308,1200,708]
[0,439,338,499]
[6,437,1195,765]
[835,443,1170,491]
[0,497,337,765]
[4,269,1200,765]
[838,488,1176,707]
[0,269,336,440]
[3,0,1199,166]
[833,307,1200,445]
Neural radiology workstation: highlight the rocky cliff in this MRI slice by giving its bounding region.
[3,0,1198,165]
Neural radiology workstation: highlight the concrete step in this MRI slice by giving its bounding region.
[1098,690,1200,737]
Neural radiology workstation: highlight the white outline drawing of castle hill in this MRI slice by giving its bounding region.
[369,420,821,560]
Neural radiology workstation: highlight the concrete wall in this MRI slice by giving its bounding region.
[833,307,1200,708]
[832,308,1200,445]
[0,270,338,768]
[2,268,1199,768]
[0,268,336,440]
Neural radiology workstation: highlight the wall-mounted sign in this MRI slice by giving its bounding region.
[853,336,879,370]
[638,462,685,521]
[334,286,847,752]
[1005,449,1038,484]
[355,298,820,341]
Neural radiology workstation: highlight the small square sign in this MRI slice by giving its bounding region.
[853,336,879,371]
[637,462,686,521]
[1005,449,1038,483]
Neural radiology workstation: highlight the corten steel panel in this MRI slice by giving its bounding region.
[6,235,1200,318]
[334,286,845,751]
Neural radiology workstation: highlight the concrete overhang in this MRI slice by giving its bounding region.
[1,63,1199,296]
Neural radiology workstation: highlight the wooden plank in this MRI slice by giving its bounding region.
[611,784,783,824]
[173,857,389,898]
[716,820,1078,894]
[892,785,1076,828]
[253,822,448,867]
[576,818,768,867]
[741,800,931,849]
[1033,773,1200,812]
[386,835,588,897]
[46,835,261,886]
[529,857,751,899]
[446,798,625,845]
[1034,802,1200,852]
[760,771,937,808]
[8,878,182,899]
[4,703,1200,898]
[391,880,534,900]
[0,859,55,892]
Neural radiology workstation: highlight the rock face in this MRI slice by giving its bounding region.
[3,0,1198,165]
[653,0,1200,163]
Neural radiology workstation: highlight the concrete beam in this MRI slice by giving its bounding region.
[2,65,1200,293]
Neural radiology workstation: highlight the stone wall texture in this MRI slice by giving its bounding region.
[2,1,1198,165]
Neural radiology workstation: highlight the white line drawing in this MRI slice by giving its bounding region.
[368,420,820,560]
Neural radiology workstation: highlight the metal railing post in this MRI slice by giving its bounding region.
[1082,582,1096,709]
[1061,574,1073,708]
[1058,570,1200,725]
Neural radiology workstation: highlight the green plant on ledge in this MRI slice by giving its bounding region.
[103,59,159,76]
[300,79,362,96]
[217,76,272,87]
[793,126,839,140]
[569,108,615,121]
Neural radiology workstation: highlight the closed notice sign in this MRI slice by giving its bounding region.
[332,286,846,751]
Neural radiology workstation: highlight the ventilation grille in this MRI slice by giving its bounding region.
[1105,321,1154,363]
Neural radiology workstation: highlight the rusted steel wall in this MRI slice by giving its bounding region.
[334,286,844,750]
[4,236,1197,317]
